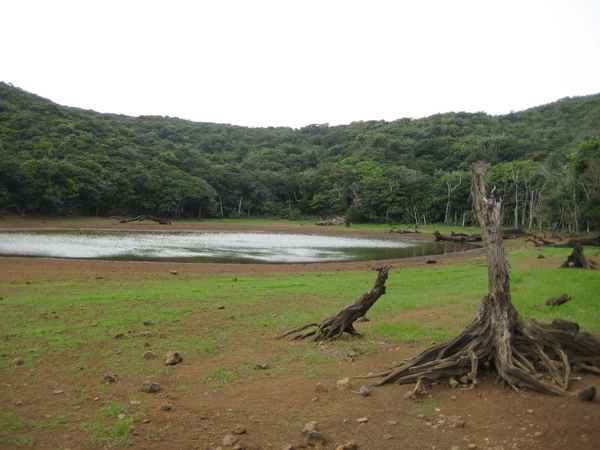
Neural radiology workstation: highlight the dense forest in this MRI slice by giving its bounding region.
[1,82,599,231]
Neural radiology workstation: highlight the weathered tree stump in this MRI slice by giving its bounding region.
[275,266,390,341]
[366,164,599,401]
[559,244,597,269]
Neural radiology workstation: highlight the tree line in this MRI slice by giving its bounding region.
[1,82,599,232]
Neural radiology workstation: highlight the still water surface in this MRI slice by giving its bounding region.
[0,231,477,264]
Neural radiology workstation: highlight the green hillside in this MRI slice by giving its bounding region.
[1,82,599,231]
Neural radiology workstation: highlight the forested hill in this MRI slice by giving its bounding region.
[1,82,599,231]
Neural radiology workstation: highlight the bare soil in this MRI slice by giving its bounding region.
[0,218,598,449]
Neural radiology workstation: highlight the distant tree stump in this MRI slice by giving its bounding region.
[560,244,597,269]
[275,266,390,341]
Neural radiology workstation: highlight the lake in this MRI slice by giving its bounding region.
[0,230,478,264]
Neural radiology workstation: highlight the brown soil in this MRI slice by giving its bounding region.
[0,218,598,449]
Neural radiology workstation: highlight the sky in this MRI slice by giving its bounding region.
[2,0,600,129]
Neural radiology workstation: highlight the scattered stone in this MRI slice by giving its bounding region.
[233,425,246,435]
[140,332,154,337]
[130,400,141,405]
[170,271,178,275]
[222,434,239,446]
[102,374,118,383]
[218,305,226,309]
[468,444,478,449]
[140,381,161,393]
[280,444,294,450]
[527,409,534,414]
[337,440,358,450]
[143,321,154,326]
[302,421,319,435]
[114,332,125,339]
[387,420,397,425]
[96,276,104,280]
[448,377,459,389]
[160,401,173,411]
[383,433,394,440]
[12,357,24,366]
[165,351,182,365]
[117,414,125,420]
[426,260,437,264]
[315,383,328,393]
[358,385,370,396]
[305,430,326,446]
[143,351,158,359]
[336,377,350,389]
[537,254,545,259]
[142,418,151,424]
[357,417,369,423]
[53,390,64,395]
[255,363,269,370]
[460,375,469,384]
[15,400,23,406]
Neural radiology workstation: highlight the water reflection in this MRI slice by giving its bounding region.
[0,231,477,264]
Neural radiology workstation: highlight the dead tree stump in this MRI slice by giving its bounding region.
[275,266,390,341]
[559,244,597,269]
[367,163,599,401]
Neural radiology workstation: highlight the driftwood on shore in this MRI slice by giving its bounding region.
[108,215,172,225]
[433,231,482,243]
[315,217,348,227]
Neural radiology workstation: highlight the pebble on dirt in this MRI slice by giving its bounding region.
[143,350,158,359]
[12,357,24,366]
[140,381,161,393]
[102,373,118,383]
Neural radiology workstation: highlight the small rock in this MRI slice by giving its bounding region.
[12,357,24,366]
[170,271,178,275]
[527,409,534,414]
[53,390,64,395]
[218,305,226,310]
[15,400,23,406]
[468,444,478,449]
[383,433,394,440]
[233,425,246,435]
[165,351,182,365]
[454,419,466,428]
[160,401,173,411]
[222,434,239,446]
[142,418,151,424]
[305,430,326,446]
[357,417,369,423]
[336,377,350,389]
[460,375,469,384]
[280,444,294,450]
[340,440,358,450]
[117,414,125,420]
[448,377,459,389]
[255,363,269,370]
[114,332,125,339]
[426,259,437,264]
[102,374,118,383]
[315,383,328,393]
[143,321,154,326]
[143,351,158,359]
[302,421,319,435]
[537,254,545,259]
[358,385,370,396]
[387,420,397,425]
[140,381,161,393]
[96,276,104,280]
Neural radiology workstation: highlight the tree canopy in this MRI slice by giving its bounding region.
[1,82,599,231]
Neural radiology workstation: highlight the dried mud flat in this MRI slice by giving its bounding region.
[0,218,598,449]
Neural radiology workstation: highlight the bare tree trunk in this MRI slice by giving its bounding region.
[368,163,599,401]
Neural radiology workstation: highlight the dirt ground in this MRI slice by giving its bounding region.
[0,217,598,450]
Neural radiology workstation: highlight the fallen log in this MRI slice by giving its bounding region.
[535,294,571,307]
[109,215,172,225]
[554,236,600,248]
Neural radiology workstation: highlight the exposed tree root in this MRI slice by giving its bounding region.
[371,301,600,400]
[275,266,390,341]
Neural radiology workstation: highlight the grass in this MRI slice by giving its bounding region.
[0,223,598,447]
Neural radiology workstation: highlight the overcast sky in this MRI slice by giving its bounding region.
[3,0,600,128]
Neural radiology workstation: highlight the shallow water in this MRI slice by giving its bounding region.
[0,230,477,264]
